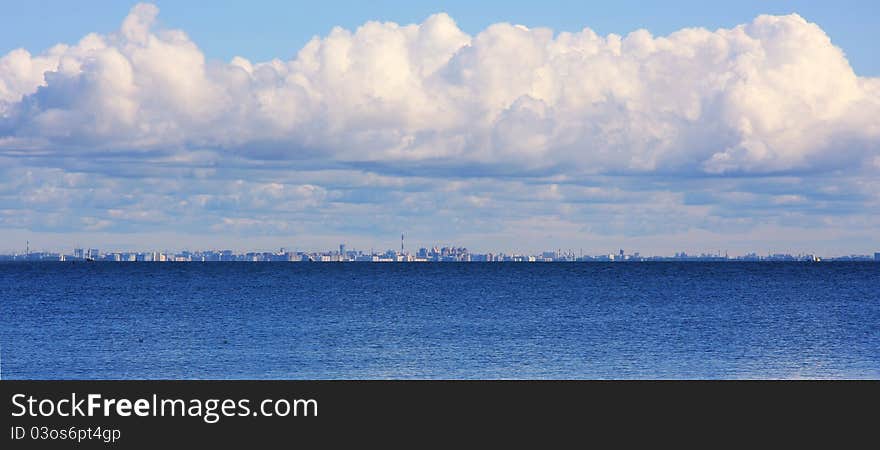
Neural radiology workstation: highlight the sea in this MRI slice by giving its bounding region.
[1,262,877,379]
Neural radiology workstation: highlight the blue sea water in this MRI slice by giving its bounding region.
[0,262,877,379]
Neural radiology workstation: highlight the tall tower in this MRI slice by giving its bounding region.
[401,233,405,254]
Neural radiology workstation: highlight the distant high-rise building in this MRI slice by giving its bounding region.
[87,248,99,259]
[74,248,84,259]
[339,244,346,256]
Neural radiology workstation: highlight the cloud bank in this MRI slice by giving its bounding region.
[1,4,878,253]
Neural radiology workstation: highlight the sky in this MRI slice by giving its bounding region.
[0,1,879,255]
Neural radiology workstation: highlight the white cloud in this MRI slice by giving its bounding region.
[0,3,876,176]
[1,4,879,254]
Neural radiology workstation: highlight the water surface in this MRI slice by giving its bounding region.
[1,262,877,379]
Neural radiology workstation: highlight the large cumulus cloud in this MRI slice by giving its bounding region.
[1,4,879,254]
[1,3,877,176]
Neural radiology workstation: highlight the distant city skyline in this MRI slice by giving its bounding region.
[1,229,878,259]
[1,2,879,254]
[3,238,879,262]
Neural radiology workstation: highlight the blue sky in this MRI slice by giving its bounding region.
[3,1,878,75]
[0,1,878,255]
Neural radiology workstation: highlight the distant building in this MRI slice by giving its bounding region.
[73,248,84,259]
